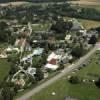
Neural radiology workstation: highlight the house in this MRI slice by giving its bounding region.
[61,53,73,64]
[5,47,20,53]
[79,30,87,35]
[15,38,26,52]
[47,52,62,62]
[45,58,59,70]
[20,54,33,64]
[27,67,36,76]
[45,52,62,70]
[25,43,32,51]
[0,53,7,58]
[70,18,84,31]
[65,34,72,43]
[45,63,59,70]
[12,70,27,87]
[15,79,25,87]
[33,48,44,56]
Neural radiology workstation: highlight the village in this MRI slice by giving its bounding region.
[0,1,99,100]
[0,16,99,90]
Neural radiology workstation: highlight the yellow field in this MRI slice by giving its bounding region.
[79,19,100,29]
[63,17,100,29]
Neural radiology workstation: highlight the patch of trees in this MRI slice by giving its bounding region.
[50,19,73,33]
[88,35,97,45]
[69,76,80,84]
[35,68,44,81]
[95,78,100,88]
[71,45,86,58]
[1,82,18,100]
[0,21,11,43]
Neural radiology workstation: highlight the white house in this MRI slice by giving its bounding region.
[27,67,36,76]
[33,48,44,56]
[45,52,62,70]
[45,63,59,70]
[65,35,71,43]
[47,52,62,62]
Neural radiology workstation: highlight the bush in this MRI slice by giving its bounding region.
[95,78,100,88]
[69,76,80,84]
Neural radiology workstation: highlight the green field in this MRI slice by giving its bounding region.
[32,22,51,31]
[0,59,11,82]
[30,51,100,100]
[75,51,100,80]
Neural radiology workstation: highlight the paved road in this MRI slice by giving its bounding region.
[16,44,99,100]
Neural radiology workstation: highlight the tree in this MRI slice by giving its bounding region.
[88,35,97,45]
[95,78,100,88]
[27,76,36,84]
[71,45,85,58]
[7,54,20,63]
[0,21,12,43]
[9,64,19,75]
[50,19,67,33]
[69,76,80,84]
[35,68,44,81]
[14,84,21,93]
[1,87,15,100]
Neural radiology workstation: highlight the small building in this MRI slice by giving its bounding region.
[45,63,59,70]
[20,54,33,63]
[33,48,44,56]
[5,47,20,53]
[27,67,36,76]
[15,79,25,87]
[0,53,7,58]
[15,38,26,52]
[70,18,84,31]
[65,35,71,41]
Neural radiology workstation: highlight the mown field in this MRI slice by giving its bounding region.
[0,59,11,82]
[30,51,100,100]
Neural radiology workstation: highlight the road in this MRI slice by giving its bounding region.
[16,43,99,100]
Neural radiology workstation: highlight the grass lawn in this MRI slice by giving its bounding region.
[0,59,11,82]
[32,22,51,31]
[30,51,100,100]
